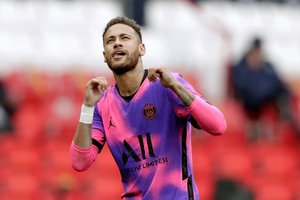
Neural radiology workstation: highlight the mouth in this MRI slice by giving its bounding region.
[112,50,126,59]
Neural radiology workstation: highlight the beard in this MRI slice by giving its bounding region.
[106,49,140,75]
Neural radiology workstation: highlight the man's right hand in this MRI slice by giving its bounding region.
[83,77,108,107]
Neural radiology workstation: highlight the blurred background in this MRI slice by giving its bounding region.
[0,0,300,199]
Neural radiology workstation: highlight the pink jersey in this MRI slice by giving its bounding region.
[70,71,227,200]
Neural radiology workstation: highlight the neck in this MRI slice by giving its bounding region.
[114,64,144,97]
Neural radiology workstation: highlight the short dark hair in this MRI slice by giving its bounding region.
[102,16,142,42]
[251,37,263,49]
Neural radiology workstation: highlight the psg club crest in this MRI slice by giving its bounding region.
[143,104,157,120]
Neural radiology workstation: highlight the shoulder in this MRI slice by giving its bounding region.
[263,62,277,74]
[170,72,187,84]
[97,85,116,104]
[95,85,116,115]
[171,72,182,79]
[171,72,192,86]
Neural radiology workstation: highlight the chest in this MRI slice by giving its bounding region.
[101,86,175,141]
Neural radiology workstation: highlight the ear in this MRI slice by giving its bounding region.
[139,43,146,56]
[103,51,107,63]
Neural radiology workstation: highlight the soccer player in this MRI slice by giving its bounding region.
[70,16,227,200]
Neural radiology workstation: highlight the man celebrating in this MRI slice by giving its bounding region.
[70,16,227,200]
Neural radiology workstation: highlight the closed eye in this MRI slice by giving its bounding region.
[106,39,114,44]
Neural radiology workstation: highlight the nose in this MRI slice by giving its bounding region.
[113,38,123,48]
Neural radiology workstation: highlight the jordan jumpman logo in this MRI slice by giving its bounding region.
[108,117,116,129]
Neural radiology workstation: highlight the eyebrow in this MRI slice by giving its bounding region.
[105,33,131,41]
[107,33,129,39]
[105,35,115,42]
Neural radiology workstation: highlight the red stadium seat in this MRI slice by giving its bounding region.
[215,148,254,186]
[218,98,248,146]
[256,147,298,183]
[12,104,44,143]
[6,173,40,200]
[255,183,294,200]
[9,148,40,174]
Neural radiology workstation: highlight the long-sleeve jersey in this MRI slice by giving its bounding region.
[70,72,227,200]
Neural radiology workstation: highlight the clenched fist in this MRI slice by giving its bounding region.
[148,67,176,88]
[83,77,108,107]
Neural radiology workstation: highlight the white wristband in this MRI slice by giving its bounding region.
[79,104,95,124]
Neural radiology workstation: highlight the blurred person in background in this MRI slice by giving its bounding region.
[0,80,15,133]
[121,0,147,26]
[70,16,227,199]
[231,37,299,140]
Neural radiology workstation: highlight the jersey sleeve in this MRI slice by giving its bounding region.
[167,73,227,134]
[187,96,227,135]
[70,141,98,171]
[91,104,106,153]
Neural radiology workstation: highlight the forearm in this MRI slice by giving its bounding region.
[73,122,93,148]
[188,96,227,135]
[170,80,195,106]
[73,103,95,148]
